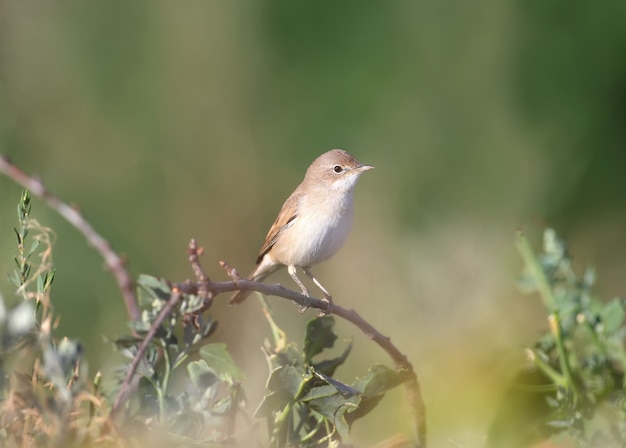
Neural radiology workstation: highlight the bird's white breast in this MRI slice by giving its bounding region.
[272,188,355,267]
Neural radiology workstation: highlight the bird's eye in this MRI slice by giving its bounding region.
[333,165,343,173]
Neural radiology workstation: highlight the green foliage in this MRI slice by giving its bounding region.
[116,280,406,447]
[257,312,405,447]
[488,229,626,447]
[0,190,410,447]
[0,191,111,447]
[14,185,626,446]
[112,274,245,444]
[11,190,34,290]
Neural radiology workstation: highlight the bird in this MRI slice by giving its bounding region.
[229,149,373,307]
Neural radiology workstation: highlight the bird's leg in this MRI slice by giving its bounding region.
[288,265,310,313]
[303,267,333,315]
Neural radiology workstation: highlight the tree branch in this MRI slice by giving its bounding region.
[0,156,140,322]
[184,247,427,447]
[112,290,182,413]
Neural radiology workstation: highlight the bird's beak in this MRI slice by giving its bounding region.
[357,164,374,172]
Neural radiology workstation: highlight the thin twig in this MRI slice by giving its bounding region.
[188,239,209,283]
[0,156,140,322]
[181,239,214,327]
[112,290,182,413]
[188,238,211,302]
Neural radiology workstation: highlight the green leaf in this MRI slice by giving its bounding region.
[18,190,31,216]
[354,364,406,399]
[134,346,158,379]
[301,384,342,402]
[311,369,359,398]
[258,368,309,447]
[266,365,312,399]
[199,344,243,382]
[9,271,21,288]
[44,269,55,291]
[255,391,287,418]
[13,227,22,246]
[23,263,31,280]
[183,314,217,348]
[137,274,172,305]
[313,341,352,377]
[264,342,303,371]
[516,231,557,310]
[344,365,407,425]
[600,298,626,334]
[187,359,218,390]
[301,384,360,439]
[303,316,337,364]
[27,239,40,258]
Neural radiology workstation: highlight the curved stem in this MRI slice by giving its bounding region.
[209,260,426,447]
[160,340,172,424]
[0,156,139,322]
[112,291,182,413]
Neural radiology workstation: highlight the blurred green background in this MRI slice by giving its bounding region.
[1,1,626,445]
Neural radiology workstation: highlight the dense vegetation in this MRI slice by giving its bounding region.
[2,187,626,447]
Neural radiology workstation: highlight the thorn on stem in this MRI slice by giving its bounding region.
[187,238,201,255]
[219,260,242,281]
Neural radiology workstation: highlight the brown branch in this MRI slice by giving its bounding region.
[188,239,211,302]
[112,290,182,413]
[184,250,426,447]
[333,307,425,447]
[0,155,139,322]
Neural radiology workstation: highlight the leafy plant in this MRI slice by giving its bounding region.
[111,274,247,445]
[488,229,626,447]
[0,189,414,447]
[256,305,407,447]
[0,191,113,447]
[112,275,408,447]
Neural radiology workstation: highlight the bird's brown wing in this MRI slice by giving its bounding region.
[255,192,301,264]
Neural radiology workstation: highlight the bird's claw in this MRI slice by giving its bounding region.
[317,295,333,317]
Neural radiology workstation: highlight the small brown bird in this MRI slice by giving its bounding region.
[229,149,373,305]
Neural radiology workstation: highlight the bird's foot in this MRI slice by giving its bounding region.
[296,288,310,313]
[317,294,333,317]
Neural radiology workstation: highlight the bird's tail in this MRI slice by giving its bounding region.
[228,268,271,304]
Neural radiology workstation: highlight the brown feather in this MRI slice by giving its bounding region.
[255,192,301,264]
